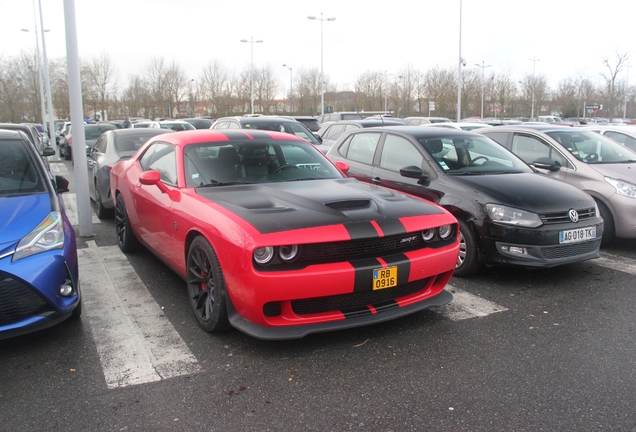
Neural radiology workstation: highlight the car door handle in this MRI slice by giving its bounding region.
[372,177,382,184]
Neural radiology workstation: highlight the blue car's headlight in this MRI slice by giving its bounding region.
[13,212,65,261]
[485,204,543,228]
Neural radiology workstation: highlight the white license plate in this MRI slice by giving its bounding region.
[559,227,596,244]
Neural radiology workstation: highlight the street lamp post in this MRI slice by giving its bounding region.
[282,64,292,114]
[307,13,336,116]
[189,78,195,117]
[475,61,492,119]
[240,36,263,115]
[530,57,540,119]
[456,0,464,122]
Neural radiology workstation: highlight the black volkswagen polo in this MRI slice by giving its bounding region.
[326,126,604,276]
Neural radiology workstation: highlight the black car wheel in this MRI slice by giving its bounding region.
[64,145,72,161]
[94,180,112,219]
[115,193,141,252]
[596,199,615,245]
[453,219,481,277]
[186,236,230,333]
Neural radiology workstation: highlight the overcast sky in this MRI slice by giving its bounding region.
[1,0,632,91]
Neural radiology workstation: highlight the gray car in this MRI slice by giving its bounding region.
[479,125,636,244]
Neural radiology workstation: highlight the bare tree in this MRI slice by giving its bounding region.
[601,50,630,121]
[84,51,118,121]
[254,65,281,114]
[200,60,232,117]
[296,67,321,116]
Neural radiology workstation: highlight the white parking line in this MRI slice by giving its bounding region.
[49,162,68,174]
[593,252,636,275]
[62,193,101,226]
[78,241,201,389]
[437,285,508,321]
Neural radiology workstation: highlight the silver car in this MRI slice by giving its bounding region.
[479,125,636,243]
[586,125,636,152]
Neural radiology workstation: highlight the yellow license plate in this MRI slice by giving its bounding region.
[373,266,398,290]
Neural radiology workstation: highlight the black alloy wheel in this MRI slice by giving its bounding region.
[186,236,230,333]
[94,180,111,219]
[115,193,141,252]
[596,199,615,245]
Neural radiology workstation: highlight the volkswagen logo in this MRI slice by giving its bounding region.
[568,209,579,223]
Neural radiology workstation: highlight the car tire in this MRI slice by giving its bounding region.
[596,199,615,245]
[453,219,481,277]
[64,145,71,161]
[186,236,230,333]
[115,193,141,253]
[94,180,112,219]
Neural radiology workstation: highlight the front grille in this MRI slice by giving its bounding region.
[291,278,428,315]
[0,272,49,326]
[540,239,601,260]
[540,207,596,224]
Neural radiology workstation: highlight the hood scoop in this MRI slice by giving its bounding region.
[324,199,371,211]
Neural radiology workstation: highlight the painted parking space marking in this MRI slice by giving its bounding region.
[62,193,100,226]
[78,241,201,389]
[49,162,68,174]
[436,285,508,321]
[592,252,636,275]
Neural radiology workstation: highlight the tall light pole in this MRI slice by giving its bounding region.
[282,64,292,114]
[530,57,540,119]
[475,61,492,119]
[308,13,336,116]
[20,26,46,126]
[456,0,463,122]
[240,36,263,115]
[623,64,630,119]
[37,0,56,156]
[189,78,195,117]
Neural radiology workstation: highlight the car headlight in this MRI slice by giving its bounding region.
[485,204,542,227]
[438,224,454,239]
[13,212,65,261]
[253,246,275,265]
[422,229,435,241]
[605,176,636,199]
[279,245,299,262]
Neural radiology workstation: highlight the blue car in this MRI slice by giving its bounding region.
[0,129,81,339]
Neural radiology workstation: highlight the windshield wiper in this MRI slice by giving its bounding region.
[198,180,250,187]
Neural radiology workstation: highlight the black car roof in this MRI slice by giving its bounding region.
[111,128,172,136]
[353,125,481,138]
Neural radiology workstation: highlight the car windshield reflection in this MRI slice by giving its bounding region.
[546,130,636,164]
[183,140,342,187]
[418,135,532,175]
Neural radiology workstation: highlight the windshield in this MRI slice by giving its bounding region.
[0,139,46,196]
[418,134,533,175]
[546,130,636,163]
[183,139,343,188]
[244,121,320,144]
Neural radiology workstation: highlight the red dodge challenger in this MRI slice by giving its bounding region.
[110,129,459,339]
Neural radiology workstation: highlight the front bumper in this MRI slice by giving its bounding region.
[224,242,459,340]
[478,218,604,268]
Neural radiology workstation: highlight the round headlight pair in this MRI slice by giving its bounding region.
[254,245,299,265]
[422,225,454,242]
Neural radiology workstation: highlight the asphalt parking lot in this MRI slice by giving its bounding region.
[1,160,635,431]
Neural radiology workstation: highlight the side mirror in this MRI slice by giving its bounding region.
[335,160,350,174]
[400,165,429,181]
[313,133,323,143]
[55,175,70,193]
[42,147,56,157]
[139,170,167,193]
[86,147,92,156]
[532,157,561,172]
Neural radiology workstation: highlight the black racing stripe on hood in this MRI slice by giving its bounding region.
[372,301,399,313]
[351,258,382,292]
[345,221,378,240]
[196,178,443,235]
[375,218,406,236]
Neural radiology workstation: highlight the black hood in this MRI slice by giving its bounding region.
[196,178,444,235]
[454,173,594,212]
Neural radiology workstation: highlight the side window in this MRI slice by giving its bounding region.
[94,135,107,153]
[325,124,345,140]
[344,133,381,165]
[228,121,241,129]
[380,135,423,172]
[511,134,567,167]
[483,132,508,146]
[140,143,177,185]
